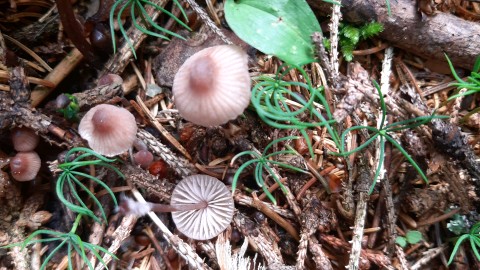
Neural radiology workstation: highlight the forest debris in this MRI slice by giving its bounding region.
[234,192,296,220]
[99,0,168,77]
[320,234,392,269]
[410,245,446,270]
[308,0,480,70]
[136,129,196,178]
[130,189,212,270]
[233,212,288,268]
[250,193,299,241]
[333,62,372,123]
[348,157,373,270]
[308,236,333,270]
[72,80,124,109]
[296,197,334,269]
[136,96,192,160]
[431,119,480,180]
[95,214,138,270]
[123,164,175,201]
[31,48,84,107]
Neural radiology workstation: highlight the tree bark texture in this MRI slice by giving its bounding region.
[309,0,480,70]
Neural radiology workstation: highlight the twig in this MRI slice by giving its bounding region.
[411,245,447,270]
[131,188,211,270]
[234,192,295,220]
[100,0,168,77]
[136,96,192,160]
[3,34,53,72]
[94,215,138,270]
[251,193,299,241]
[233,212,292,268]
[0,70,55,89]
[395,244,410,270]
[309,235,333,270]
[296,197,333,269]
[136,128,196,178]
[31,48,84,107]
[383,178,398,253]
[329,3,342,86]
[182,0,232,44]
[348,157,372,270]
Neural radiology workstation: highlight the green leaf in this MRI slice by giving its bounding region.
[224,0,321,66]
[395,236,407,248]
[406,230,423,244]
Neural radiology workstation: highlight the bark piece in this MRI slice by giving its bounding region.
[308,0,480,70]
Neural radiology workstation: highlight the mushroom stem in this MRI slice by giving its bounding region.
[150,201,208,212]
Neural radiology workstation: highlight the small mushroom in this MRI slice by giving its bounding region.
[172,45,251,127]
[119,174,234,240]
[10,151,41,181]
[78,104,137,157]
[133,150,154,169]
[11,127,39,152]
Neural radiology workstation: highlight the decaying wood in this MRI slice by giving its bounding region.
[233,212,290,269]
[308,0,480,70]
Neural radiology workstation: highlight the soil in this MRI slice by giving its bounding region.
[0,0,479,269]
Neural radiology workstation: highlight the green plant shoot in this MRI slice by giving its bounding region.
[333,81,448,193]
[2,214,116,270]
[250,64,340,157]
[231,136,309,205]
[448,221,480,265]
[56,147,123,222]
[445,54,480,100]
[109,0,190,58]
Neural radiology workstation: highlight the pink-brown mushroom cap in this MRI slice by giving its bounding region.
[79,104,137,157]
[172,45,251,127]
[171,174,234,240]
[11,127,39,152]
[10,151,41,181]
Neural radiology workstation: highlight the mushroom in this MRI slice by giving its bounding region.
[133,150,154,169]
[172,45,251,127]
[78,104,137,157]
[10,151,41,181]
[11,127,39,152]
[119,174,234,240]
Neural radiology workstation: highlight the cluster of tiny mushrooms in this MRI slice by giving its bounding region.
[9,45,250,240]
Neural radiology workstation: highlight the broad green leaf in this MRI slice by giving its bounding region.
[395,236,407,248]
[406,230,423,244]
[225,0,321,66]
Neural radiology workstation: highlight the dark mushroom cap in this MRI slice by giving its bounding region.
[172,45,251,127]
[171,174,234,240]
[78,104,137,157]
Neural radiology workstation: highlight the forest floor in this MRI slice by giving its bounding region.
[0,0,479,269]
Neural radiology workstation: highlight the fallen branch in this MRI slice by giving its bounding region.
[308,0,480,70]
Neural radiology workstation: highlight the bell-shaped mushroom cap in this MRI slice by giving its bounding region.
[171,174,234,240]
[79,104,137,157]
[172,45,251,127]
[10,151,41,181]
[11,127,39,152]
